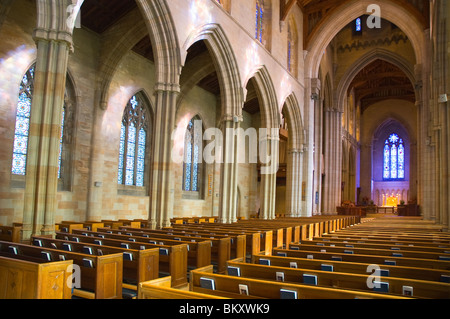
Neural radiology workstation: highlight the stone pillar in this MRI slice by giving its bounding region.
[218,117,240,224]
[259,129,279,220]
[322,107,343,214]
[301,78,320,217]
[22,0,74,241]
[148,83,180,229]
[313,82,323,214]
[285,148,303,217]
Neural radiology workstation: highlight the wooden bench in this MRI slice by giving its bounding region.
[307,238,450,255]
[322,233,450,247]
[287,243,450,261]
[252,254,450,283]
[68,229,189,288]
[190,265,410,299]
[32,236,159,288]
[138,276,227,299]
[319,234,450,249]
[273,247,450,271]
[0,255,73,299]
[226,259,450,299]
[0,240,123,299]
[0,225,22,243]
[169,223,272,258]
[113,226,234,273]
[55,223,86,234]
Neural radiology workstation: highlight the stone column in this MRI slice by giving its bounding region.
[22,0,74,241]
[301,78,320,217]
[322,107,343,214]
[148,83,180,229]
[259,129,279,220]
[285,148,303,217]
[218,117,240,224]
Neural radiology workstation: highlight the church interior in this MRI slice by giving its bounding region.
[0,0,449,301]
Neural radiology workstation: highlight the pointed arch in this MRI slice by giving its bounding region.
[304,0,426,79]
[117,91,153,188]
[336,48,416,113]
[182,114,205,198]
[281,93,304,151]
[245,66,280,129]
[183,23,243,119]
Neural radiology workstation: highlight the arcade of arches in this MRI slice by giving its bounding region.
[0,0,449,241]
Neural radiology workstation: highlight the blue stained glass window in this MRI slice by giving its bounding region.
[383,133,405,180]
[356,18,362,32]
[255,1,264,43]
[58,108,65,179]
[13,64,70,179]
[12,65,35,176]
[183,116,202,193]
[117,94,149,187]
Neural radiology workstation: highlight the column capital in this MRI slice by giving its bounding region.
[154,82,181,94]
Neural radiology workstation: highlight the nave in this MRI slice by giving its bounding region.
[1,215,449,300]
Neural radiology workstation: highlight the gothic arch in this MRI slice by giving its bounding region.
[304,0,426,79]
[281,93,304,151]
[336,49,416,113]
[183,23,243,120]
[245,66,280,130]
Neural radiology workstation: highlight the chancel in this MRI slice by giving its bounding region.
[0,0,448,300]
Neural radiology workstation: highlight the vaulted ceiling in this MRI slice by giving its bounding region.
[349,59,415,111]
[280,0,429,48]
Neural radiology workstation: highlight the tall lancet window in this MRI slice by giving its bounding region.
[118,94,149,187]
[255,0,264,43]
[183,116,203,195]
[383,133,405,180]
[12,65,35,176]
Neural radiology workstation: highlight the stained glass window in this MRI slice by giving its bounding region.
[12,64,72,182]
[183,116,203,192]
[12,66,34,175]
[117,94,149,187]
[58,107,65,179]
[383,133,405,180]
[356,18,362,32]
[255,0,264,43]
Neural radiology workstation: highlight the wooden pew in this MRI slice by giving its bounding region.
[226,259,450,299]
[138,276,228,299]
[0,255,73,299]
[272,247,450,270]
[32,236,159,288]
[320,234,450,249]
[160,224,256,259]
[170,223,271,258]
[63,229,211,272]
[307,238,450,255]
[0,240,123,299]
[0,225,22,243]
[113,227,233,273]
[55,222,85,234]
[287,243,450,261]
[190,265,410,299]
[69,229,189,288]
[324,232,450,246]
[252,254,450,283]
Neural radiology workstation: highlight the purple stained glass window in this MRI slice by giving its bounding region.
[383,133,405,180]
[117,94,149,187]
